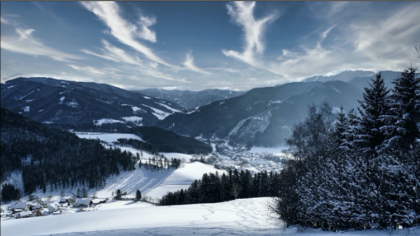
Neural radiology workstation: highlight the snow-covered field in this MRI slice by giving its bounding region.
[3,197,419,236]
[75,132,145,143]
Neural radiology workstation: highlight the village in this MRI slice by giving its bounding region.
[201,139,291,174]
[0,190,128,221]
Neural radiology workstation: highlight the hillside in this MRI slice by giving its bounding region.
[136,88,245,109]
[157,80,363,146]
[0,77,183,127]
[0,108,136,195]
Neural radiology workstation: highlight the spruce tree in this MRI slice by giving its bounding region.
[381,67,420,153]
[356,73,390,157]
[135,189,142,201]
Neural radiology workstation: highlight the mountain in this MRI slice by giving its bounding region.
[156,81,363,146]
[301,70,375,83]
[348,70,401,91]
[135,88,245,109]
[1,77,183,127]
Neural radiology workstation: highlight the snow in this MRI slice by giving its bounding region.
[93,118,124,126]
[143,96,151,99]
[142,104,172,120]
[75,132,144,143]
[159,152,195,162]
[121,116,143,126]
[146,162,225,199]
[1,198,277,236]
[18,90,35,100]
[66,99,78,108]
[157,102,181,113]
[25,99,34,103]
[22,106,30,112]
[59,96,65,104]
[330,85,342,93]
[3,197,416,236]
[121,104,146,114]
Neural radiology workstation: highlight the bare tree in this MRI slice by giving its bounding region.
[413,41,420,59]
[231,183,242,199]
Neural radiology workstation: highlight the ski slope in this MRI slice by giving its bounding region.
[146,162,226,199]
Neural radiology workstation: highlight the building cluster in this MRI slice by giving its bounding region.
[1,197,103,220]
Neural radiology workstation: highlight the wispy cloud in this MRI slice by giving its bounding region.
[137,15,156,43]
[183,52,211,75]
[223,1,420,81]
[222,1,279,67]
[82,39,143,66]
[1,17,9,24]
[80,1,174,67]
[1,28,83,62]
[272,3,420,79]
[68,64,106,75]
[81,40,188,82]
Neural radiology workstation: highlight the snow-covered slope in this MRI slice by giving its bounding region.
[3,197,419,236]
[146,162,226,199]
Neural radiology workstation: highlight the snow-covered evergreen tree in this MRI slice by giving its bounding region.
[380,67,420,153]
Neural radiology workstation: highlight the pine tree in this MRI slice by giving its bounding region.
[116,189,122,200]
[356,73,390,156]
[135,189,142,201]
[381,67,420,153]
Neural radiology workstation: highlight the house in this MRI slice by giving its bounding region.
[16,210,33,219]
[34,209,44,217]
[74,198,92,207]
[91,198,107,205]
[48,202,60,213]
[8,201,27,213]
[59,197,70,204]
[28,203,42,210]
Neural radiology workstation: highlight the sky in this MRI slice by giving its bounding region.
[1,1,420,91]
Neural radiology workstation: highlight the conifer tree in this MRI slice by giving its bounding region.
[381,67,420,153]
[135,189,142,201]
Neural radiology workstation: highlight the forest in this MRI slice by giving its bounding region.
[0,108,137,197]
[159,67,420,230]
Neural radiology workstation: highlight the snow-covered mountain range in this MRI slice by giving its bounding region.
[135,88,245,109]
[0,77,183,127]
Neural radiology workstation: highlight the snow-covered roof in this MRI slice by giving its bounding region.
[9,202,27,210]
[17,211,33,217]
[60,197,69,202]
[74,198,92,206]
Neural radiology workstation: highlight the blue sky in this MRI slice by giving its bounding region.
[1,1,420,91]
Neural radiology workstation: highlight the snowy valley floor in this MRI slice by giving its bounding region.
[3,197,420,236]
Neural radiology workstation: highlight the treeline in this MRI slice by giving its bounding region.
[140,155,182,171]
[1,183,21,202]
[159,169,281,205]
[1,108,137,196]
[132,126,212,154]
[276,67,420,230]
[116,127,212,155]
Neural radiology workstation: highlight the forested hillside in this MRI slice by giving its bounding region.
[0,108,137,196]
[277,68,420,230]
[117,126,212,154]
